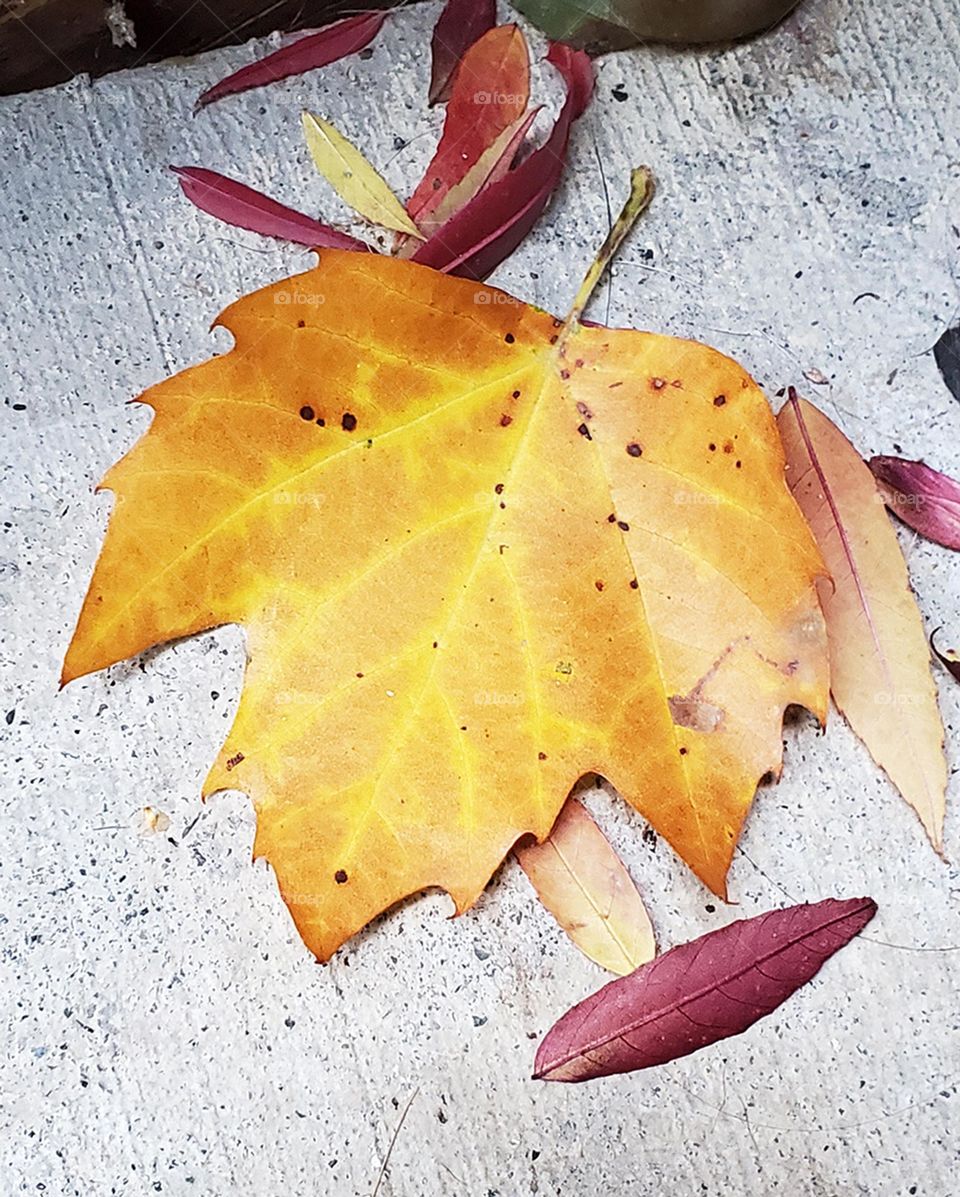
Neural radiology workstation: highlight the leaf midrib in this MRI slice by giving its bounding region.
[538,900,872,1077]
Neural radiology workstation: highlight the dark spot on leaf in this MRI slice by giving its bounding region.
[651,377,666,390]
[500,413,512,427]
[299,405,315,421]
[617,520,629,532]
[626,442,642,457]
[671,379,682,389]
[607,513,616,523]
[576,401,592,417]
[709,443,717,452]
[577,423,592,440]
[334,869,348,884]
[679,746,688,755]
[538,752,547,760]
[713,394,726,406]
[723,441,734,453]
[341,412,357,431]
[630,579,639,589]
[560,369,570,380]
[504,333,515,344]
[226,752,244,771]
[736,460,742,468]
[512,390,521,398]
[297,319,305,328]
[595,580,605,591]
[495,483,504,494]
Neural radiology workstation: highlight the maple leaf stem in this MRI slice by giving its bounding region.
[564,166,656,334]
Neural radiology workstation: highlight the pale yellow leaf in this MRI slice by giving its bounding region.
[777,391,947,848]
[301,111,424,239]
[516,798,656,975]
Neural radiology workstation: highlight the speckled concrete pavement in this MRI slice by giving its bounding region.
[1,1,958,1193]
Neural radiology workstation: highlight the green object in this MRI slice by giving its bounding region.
[512,0,802,49]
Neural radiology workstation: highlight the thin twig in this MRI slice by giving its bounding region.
[371,1086,419,1197]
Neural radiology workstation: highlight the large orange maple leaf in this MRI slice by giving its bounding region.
[63,246,827,960]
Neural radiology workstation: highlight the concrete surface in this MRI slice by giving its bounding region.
[1,1,958,1193]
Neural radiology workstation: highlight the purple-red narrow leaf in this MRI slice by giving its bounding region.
[930,629,960,684]
[534,897,876,1082]
[171,166,370,250]
[195,12,386,110]
[413,43,594,280]
[868,455,960,551]
[429,0,497,105]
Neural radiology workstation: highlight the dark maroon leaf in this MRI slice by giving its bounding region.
[171,166,371,250]
[534,897,876,1082]
[933,324,960,403]
[195,12,386,110]
[930,628,960,684]
[868,455,960,551]
[429,0,497,106]
[412,43,594,280]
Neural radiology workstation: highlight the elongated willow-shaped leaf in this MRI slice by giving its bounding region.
[535,897,876,1081]
[407,25,530,228]
[302,113,424,239]
[429,0,497,105]
[778,392,947,848]
[171,166,370,250]
[516,799,656,975]
[410,108,542,245]
[196,12,386,109]
[868,455,960,550]
[413,44,593,279]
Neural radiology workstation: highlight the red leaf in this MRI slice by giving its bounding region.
[868,455,960,550]
[195,12,386,110]
[412,44,594,280]
[410,107,542,245]
[171,167,371,250]
[534,897,876,1082]
[544,41,595,122]
[408,25,531,228]
[428,0,497,106]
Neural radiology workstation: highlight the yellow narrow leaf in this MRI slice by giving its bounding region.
[301,111,424,239]
[516,798,655,975]
[777,390,947,848]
